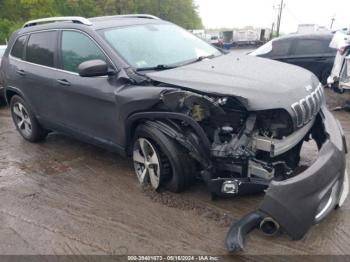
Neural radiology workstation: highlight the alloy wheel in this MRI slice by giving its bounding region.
[133,138,161,189]
[13,102,32,137]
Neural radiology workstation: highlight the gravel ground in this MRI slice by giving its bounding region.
[0,74,349,256]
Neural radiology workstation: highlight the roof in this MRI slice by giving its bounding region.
[90,16,167,30]
[276,33,333,41]
[19,15,167,33]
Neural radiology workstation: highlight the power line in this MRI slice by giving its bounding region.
[284,6,302,23]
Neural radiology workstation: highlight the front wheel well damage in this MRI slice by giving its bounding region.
[126,114,211,169]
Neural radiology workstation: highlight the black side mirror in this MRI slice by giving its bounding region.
[78,59,110,77]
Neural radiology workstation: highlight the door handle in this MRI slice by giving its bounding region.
[57,79,71,86]
[16,69,26,76]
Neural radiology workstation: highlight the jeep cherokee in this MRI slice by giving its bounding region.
[0,15,348,252]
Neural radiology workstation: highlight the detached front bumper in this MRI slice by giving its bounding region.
[226,107,349,252]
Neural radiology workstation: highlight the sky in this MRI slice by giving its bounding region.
[195,0,350,33]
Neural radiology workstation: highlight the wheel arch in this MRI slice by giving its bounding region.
[5,87,39,114]
[5,87,26,105]
[125,112,211,157]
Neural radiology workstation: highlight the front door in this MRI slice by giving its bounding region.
[53,30,119,145]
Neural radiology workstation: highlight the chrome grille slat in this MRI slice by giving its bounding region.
[291,84,323,128]
[307,95,316,116]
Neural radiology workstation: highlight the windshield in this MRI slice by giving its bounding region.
[100,24,221,70]
[249,40,273,56]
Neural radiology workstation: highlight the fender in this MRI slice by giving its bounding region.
[126,112,211,154]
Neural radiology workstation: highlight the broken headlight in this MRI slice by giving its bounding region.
[256,109,293,139]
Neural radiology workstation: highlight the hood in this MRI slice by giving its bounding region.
[146,53,320,112]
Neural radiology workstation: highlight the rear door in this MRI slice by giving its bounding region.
[21,30,60,120]
[53,30,119,144]
[287,38,335,81]
[5,35,28,97]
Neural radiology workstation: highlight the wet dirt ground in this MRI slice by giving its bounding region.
[0,89,349,256]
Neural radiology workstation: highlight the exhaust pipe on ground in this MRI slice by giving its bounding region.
[225,211,262,253]
[225,212,281,253]
[259,217,280,236]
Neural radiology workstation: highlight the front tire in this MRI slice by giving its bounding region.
[132,123,196,193]
[10,95,48,142]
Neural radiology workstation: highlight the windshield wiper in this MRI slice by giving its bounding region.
[196,54,216,61]
[136,54,218,72]
[180,54,217,67]
[136,64,177,71]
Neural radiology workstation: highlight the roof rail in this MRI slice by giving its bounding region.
[115,14,160,19]
[90,14,161,21]
[23,16,92,28]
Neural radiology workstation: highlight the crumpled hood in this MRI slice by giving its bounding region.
[146,53,320,112]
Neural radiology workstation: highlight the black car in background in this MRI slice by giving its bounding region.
[250,33,336,84]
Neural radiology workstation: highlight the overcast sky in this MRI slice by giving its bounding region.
[195,0,349,33]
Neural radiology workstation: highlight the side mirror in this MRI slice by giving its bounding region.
[78,59,110,77]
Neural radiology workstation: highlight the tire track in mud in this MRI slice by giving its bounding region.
[141,186,235,228]
[0,209,115,254]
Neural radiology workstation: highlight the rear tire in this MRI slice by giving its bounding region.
[10,95,48,142]
[321,68,331,85]
[133,122,196,193]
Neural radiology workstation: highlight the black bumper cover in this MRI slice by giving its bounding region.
[226,107,348,252]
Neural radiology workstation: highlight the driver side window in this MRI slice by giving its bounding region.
[61,31,107,73]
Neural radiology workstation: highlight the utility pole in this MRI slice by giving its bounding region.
[270,22,275,40]
[330,16,336,30]
[275,0,285,37]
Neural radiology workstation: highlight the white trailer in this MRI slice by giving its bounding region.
[297,24,331,34]
[222,28,271,47]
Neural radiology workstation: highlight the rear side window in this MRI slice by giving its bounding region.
[26,31,57,67]
[270,40,291,56]
[61,31,106,73]
[294,39,327,55]
[11,35,27,59]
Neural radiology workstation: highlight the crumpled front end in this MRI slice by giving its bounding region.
[149,85,348,253]
[226,106,348,252]
[260,107,347,235]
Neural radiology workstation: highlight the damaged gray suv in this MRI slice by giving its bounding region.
[1,15,349,252]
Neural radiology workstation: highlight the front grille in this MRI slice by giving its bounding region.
[291,84,324,127]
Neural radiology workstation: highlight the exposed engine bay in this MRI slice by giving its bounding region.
[160,89,307,196]
[153,88,347,253]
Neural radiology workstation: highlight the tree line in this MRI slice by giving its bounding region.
[0,0,203,44]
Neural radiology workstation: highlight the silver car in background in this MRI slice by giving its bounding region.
[327,32,350,91]
[0,45,8,103]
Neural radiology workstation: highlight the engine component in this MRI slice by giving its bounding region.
[191,104,207,122]
[253,118,314,157]
[211,114,256,159]
[248,160,274,180]
[161,90,225,118]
